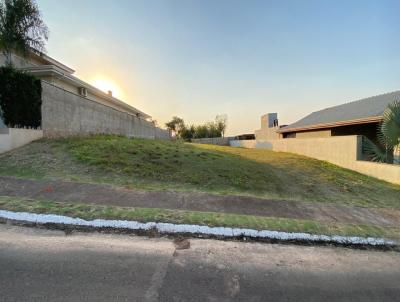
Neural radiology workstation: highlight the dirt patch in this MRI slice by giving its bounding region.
[0,176,399,227]
[174,238,191,250]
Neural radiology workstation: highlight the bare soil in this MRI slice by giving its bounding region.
[1,176,399,227]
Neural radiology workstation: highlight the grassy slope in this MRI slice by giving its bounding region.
[1,196,398,240]
[0,135,399,208]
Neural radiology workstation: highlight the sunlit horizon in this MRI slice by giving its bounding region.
[91,76,126,100]
[38,0,400,135]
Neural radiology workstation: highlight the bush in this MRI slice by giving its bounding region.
[165,114,227,140]
[0,67,42,128]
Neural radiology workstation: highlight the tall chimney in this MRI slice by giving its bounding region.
[108,90,112,96]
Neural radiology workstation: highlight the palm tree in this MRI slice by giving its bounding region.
[364,101,400,164]
[0,0,48,66]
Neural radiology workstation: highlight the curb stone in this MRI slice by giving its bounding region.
[0,209,397,250]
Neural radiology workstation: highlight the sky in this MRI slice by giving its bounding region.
[37,0,400,135]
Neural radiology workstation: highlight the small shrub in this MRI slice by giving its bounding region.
[0,67,42,128]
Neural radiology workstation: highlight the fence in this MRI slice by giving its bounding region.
[0,128,43,154]
[191,137,233,146]
[41,81,170,139]
[230,136,400,185]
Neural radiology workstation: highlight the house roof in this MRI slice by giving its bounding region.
[278,90,400,133]
[29,49,75,74]
[22,65,151,119]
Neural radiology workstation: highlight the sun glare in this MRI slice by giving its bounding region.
[91,77,124,99]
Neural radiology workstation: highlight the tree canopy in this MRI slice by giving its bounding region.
[165,115,228,140]
[165,116,185,137]
[0,0,48,66]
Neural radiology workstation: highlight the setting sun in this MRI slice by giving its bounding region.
[91,76,124,100]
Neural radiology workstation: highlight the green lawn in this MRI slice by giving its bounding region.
[1,196,398,240]
[0,135,399,208]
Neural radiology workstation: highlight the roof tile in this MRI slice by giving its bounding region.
[280,90,400,132]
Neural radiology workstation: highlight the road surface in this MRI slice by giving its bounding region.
[0,224,399,301]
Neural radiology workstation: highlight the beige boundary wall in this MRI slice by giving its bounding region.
[191,137,231,146]
[0,128,43,154]
[230,136,400,185]
[41,81,170,139]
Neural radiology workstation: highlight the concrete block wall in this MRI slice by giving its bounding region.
[255,128,280,140]
[254,113,280,140]
[41,81,170,139]
[230,136,400,185]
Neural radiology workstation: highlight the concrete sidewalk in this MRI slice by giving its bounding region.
[0,176,399,227]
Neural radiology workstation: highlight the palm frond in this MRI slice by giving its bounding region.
[362,137,391,163]
[381,100,400,147]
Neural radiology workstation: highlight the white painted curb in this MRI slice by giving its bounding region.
[0,209,396,246]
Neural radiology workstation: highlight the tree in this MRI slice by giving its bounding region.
[151,119,158,127]
[207,121,219,138]
[194,124,209,138]
[165,114,228,140]
[180,124,195,141]
[165,116,185,138]
[364,101,400,163]
[215,114,227,138]
[0,0,48,66]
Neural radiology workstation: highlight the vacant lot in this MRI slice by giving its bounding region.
[1,196,399,239]
[0,135,399,208]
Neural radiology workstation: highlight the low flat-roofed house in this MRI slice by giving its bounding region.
[277,91,400,144]
[232,92,400,184]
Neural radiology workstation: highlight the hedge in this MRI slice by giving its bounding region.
[0,67,42,128]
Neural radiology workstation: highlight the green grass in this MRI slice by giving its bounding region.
[0,196,398,240]
[0,135,399,208]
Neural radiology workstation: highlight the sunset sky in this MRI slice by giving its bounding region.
[37,0,400,135]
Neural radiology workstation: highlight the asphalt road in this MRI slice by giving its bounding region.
[0,224,399,302]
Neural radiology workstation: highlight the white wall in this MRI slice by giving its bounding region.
[0,128,43,154]
[230,137,400,185]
